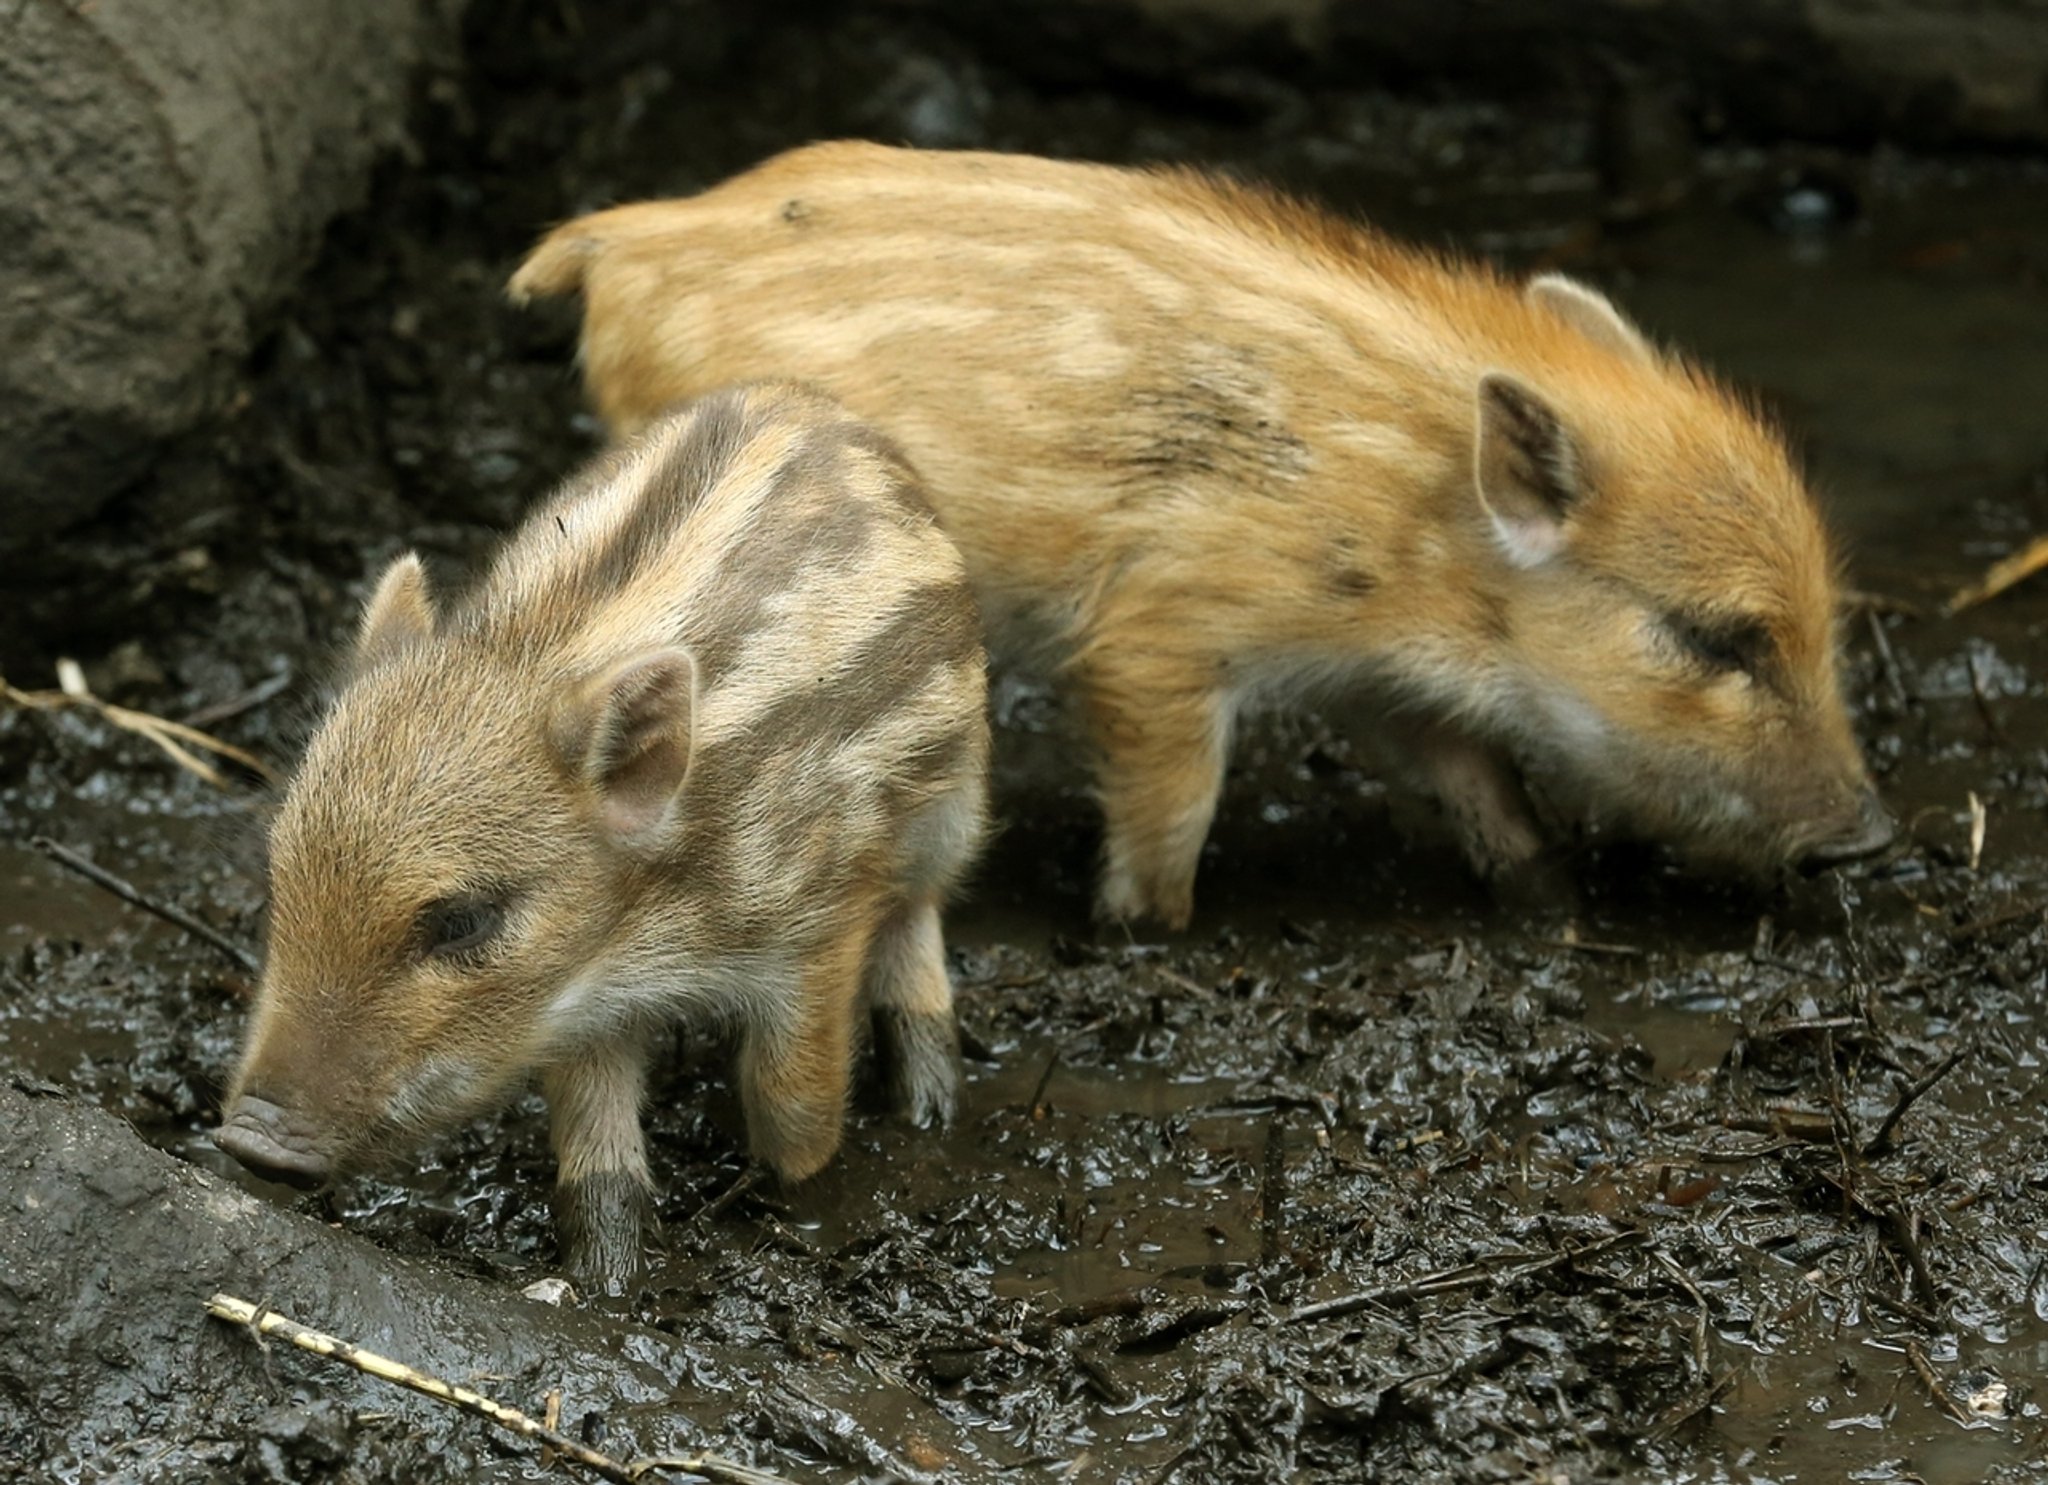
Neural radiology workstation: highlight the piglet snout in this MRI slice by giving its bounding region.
[215,1094,332,1188]
[1798,789,1895,870]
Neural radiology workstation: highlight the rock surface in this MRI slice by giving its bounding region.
[0,0,463,555]
[0,1081,993,1481]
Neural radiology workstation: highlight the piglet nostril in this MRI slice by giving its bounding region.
[215,1095,331,1188]
[1798,789,1896,870]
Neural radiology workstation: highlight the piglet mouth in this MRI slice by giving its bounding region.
[214,1096,333,1189]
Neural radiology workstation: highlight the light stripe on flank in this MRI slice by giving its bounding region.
[472,402,751,635]
[555,407,833,675]
[692,561,977,749]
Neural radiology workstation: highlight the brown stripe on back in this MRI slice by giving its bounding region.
[687,578,981,803]
[571,389,759,606]
[675,414,951,684]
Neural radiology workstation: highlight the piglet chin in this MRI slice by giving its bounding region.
[215,1096,332,1189]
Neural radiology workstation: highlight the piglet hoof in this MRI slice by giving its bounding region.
[1093,875,1194,934]
[877,1005,961,1128]
[552,1171,660,1297]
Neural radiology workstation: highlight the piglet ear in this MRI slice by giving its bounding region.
[1474,372,1583,568]
[355,554,435,666]
[554,650,698,840]
[1526,274,1653,363]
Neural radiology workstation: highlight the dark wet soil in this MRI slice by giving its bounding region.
[6,4,2048,1481]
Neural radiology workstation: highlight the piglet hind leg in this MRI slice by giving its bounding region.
[1084,662,1232,931]
[739,938,864,1185]
[867,898,961,1128]
[543,1039,658,1295]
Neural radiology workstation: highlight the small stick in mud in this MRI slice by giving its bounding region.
[1,661,278,787]
[179,668,294,729]
[1963,650,2008,746]
[1651,1250,1711,1376]
[1903,1338,1975,1426]
[691,1167,762,1228]
[1882,1205,1943,1313]
[1865,1288,1941,1330]
[1028,1046,1062,1121]
[1535,934,1644,958]
[1966,791,1988,872]
[202,1294,796,1485]
[1944,531,2048,615]
[1945,899,2046,944]
[1862,1046,1967,1158]
[1863,609,1912,713]
[1644,1374,1734,1440]
[1839,588,1922,619]
[33,836,259,973]
[1283,1227,1646,1325]
[542,1388,563,1470]
[1257,1115,1288,1264]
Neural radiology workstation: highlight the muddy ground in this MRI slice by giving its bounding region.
[4,4,2048,1482]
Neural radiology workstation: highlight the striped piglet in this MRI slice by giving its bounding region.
[215,382,989,1286]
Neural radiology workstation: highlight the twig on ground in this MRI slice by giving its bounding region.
[1644,1373,1733,1441]
[1821,1027,1857,1156]
[539,1388,564,1471]
[1535,935,1643,958]
[757,1382,925,1479]
[1863,1047,1967,1157]
[972,968,1048,992]
[2,662,277,786]
[1028,1046,1062,1121]
[1651,1250,1711,1376]
[1883,1205,1943,1312]
[1945,532,2048,615]
[203,1294,793,1484]
[1755,1015,1864,1038]
[1864,1287,1940,1330]
[1840,589,1922,619]
[1151,964,1208,995]
[1720,1108,1836,1143]
[1258,1115,1287,1265]
[1904,1338,1973,1425]
[1946,901,2046,943]
[691,1168,761,1228]
[1686,1137,1797,1163]
[1072,1349,1134,1407]
[1964,651,2009,746]
[180,669,294,729]
[1864,610,1912,712]
[626,1458,795,1484]
[33,836,258,972]
[1284,1228,1645,1325]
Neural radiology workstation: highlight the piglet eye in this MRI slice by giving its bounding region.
[415,896,505,960]
[1667,612,1771,676]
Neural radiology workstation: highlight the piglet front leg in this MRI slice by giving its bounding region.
[544,1040,658,1295]
[1400,717,1578,919]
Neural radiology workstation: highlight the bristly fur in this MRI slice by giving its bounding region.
[220,381,989,1284]
[510,140,1883,928]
